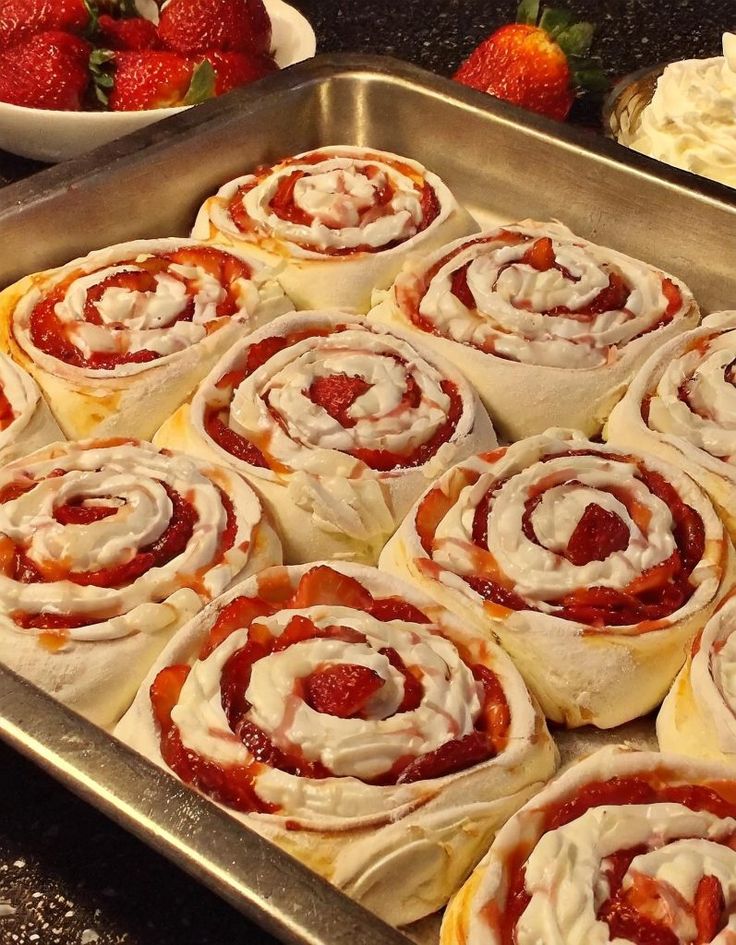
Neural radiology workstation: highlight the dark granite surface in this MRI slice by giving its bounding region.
[0,1,734,942]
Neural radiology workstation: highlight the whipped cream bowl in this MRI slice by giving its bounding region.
[605,33,736,189]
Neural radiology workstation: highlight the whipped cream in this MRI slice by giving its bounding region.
[0,353,41,449]
[630,33,736,187]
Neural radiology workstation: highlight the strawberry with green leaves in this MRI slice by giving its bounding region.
[0,31,91,109]
[454,0,606,121]
[197,50,277,95]
[158,0,272,57]
[0,0,93,50]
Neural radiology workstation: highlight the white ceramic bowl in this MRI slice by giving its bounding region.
[0,0,316,163]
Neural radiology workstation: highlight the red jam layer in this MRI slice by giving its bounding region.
[150,565,510,814]
[203,324,463,472]
[0,385,16,431]
[27,246,253,370]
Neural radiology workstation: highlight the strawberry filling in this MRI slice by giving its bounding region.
[150,565,510,812]
[490,775,736,945]
[202,326,463,472]
[27,247,253,369]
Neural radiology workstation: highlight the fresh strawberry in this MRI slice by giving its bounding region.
[97,13,159,51]
[0,31,91,110]
[93,49,193,110]
[454,0,606,121]
[305,664,384,718]
[0,0,92,50]
[158,0,272,57]
[196,49,278,95]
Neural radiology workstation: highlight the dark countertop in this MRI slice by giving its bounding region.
[0,1,732,943]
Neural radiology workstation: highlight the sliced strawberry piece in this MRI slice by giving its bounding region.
[694,875,725,944]
[369,597,430,623]
[564,503,630,566]
[380,647,423,712]
[150,664,190,730]
[521,236,556,271]
[305,663,384,718]
[245,335,289,374]
[199,594,274,659]
[288,565,374,612]
[450,262,476,308]
[308,373,371,428]
[662,278,683,317]
[396,730,494,783]
[274,614,321,649]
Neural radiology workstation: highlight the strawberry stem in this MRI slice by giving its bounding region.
[516,0,540,24]
[183,60,217,106]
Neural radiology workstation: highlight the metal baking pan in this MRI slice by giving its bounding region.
[1,52,735,945]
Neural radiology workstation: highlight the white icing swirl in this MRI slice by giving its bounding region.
[0,439,265,642]
[11,239,290,378]
[395,221,681,370]
[199,146,453,258]
[630,33,736,188]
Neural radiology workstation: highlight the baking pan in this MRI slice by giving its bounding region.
[0,51,732,945]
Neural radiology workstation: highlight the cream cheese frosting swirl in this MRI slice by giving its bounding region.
[0,352,62,465]
[608,312,736,541]
[379,429,735,727]
[441,747,736,945]
[116,561,557,925]
[629,34,736,188]
[369,220,697,439]
[153,311,497,565]
[191,146,478,312]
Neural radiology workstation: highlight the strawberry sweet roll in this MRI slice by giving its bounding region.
[442,746,736,945]
[116,562,558,926]
[380,429,736,728]
[0,352,63,465]
[608,311,736,541]
[0,439,281,727]
[369,220,698,440]
[153,311,496,564]
[0,238,292,440]
[191,145,477,312]
[658,589,736,767]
